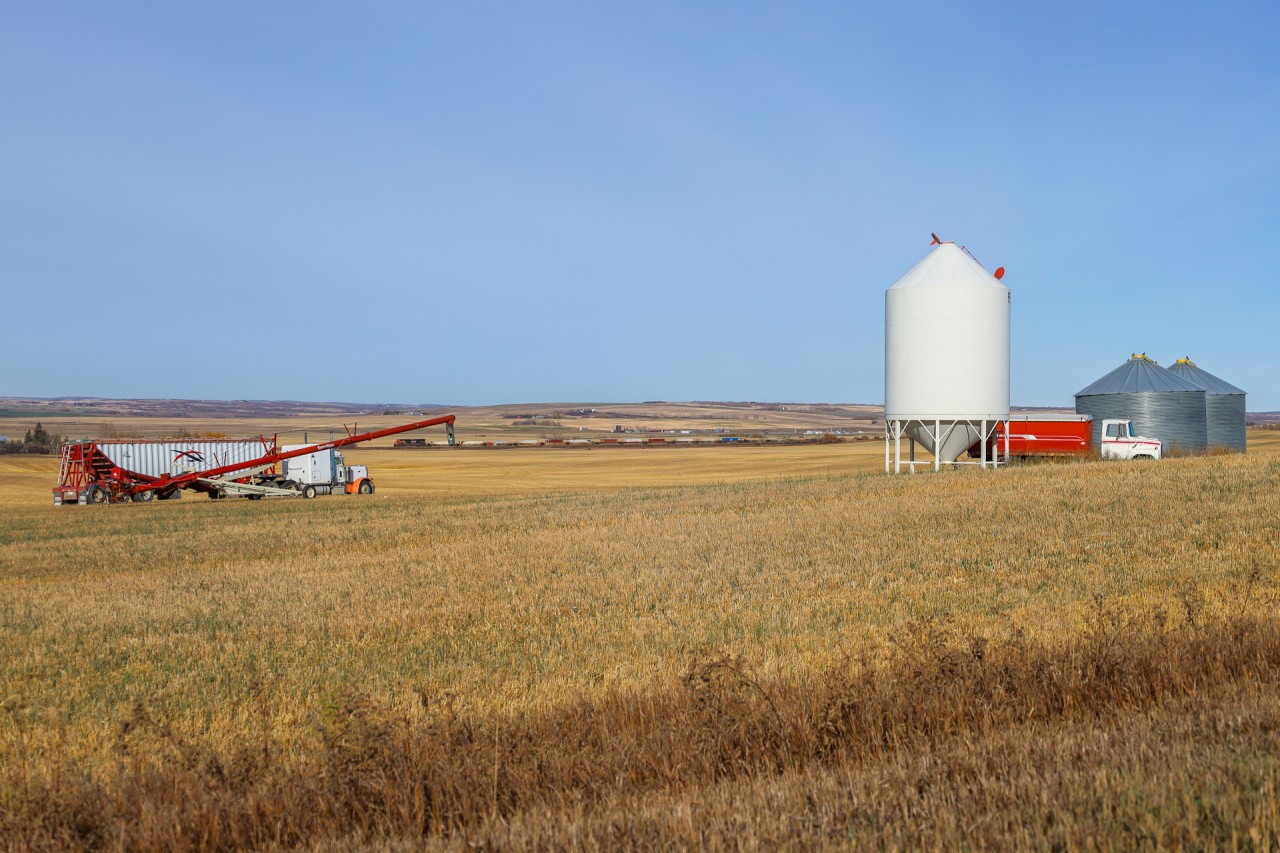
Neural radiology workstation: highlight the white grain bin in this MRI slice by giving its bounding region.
[885,240,1010,472]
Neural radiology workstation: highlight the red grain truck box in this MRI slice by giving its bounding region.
[996,415,1093,456]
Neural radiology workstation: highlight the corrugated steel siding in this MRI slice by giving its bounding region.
[1075,391,1208,452]
[94,440,273,478]
[1166,362,1247,452]
[1205,394,1247,451]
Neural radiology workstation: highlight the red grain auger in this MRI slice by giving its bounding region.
[53,415,457,506]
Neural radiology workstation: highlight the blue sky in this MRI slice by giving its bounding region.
[3,2,1278,408]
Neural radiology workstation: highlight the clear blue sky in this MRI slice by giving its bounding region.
[3,2,1278,409]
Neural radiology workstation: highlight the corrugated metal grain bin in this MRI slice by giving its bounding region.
[1167,358,1247,452]
[92,439,274,478]
[1075,354,1207,453]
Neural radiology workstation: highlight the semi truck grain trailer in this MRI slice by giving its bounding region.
[52,414,456,505]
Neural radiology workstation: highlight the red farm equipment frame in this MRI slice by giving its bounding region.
[53,415,456,505]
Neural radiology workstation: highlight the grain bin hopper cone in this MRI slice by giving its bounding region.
[884,237,1010,472]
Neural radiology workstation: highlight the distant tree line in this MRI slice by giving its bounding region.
[0,422,63,455]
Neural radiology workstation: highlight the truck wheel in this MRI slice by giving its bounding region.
[301,485,317,499]
[134,490,155,503]
[86,485,108,504]
[113,493,132,504]
[358,479,373,495]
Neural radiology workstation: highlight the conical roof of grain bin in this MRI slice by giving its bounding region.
[1074,354,1207,452]
[1167,357,1247,452]
[885,241,1010,462]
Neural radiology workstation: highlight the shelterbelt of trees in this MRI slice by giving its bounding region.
[0,421,62,455]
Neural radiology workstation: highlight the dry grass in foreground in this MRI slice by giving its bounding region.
[2,443,1280,848]
[4,595,1279,849]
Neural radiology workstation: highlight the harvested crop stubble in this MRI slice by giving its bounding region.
[2,448,1280,847]
[3,598,1280,848]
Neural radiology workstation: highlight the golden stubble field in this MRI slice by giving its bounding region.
[3,429,1280,847]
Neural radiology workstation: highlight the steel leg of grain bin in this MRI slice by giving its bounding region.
[936,417,947,471]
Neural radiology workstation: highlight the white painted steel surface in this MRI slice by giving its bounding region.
[280,445,345,486]
[884,242,1010,465]
[94,440,272,478]
[885,242,1010,421]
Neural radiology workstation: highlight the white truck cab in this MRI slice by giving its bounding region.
[280,446,375,495]
[1100,419,1162,460]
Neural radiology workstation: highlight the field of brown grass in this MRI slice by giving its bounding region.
[2,430,1279,847]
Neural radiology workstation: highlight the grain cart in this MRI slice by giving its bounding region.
[52,415,456,505]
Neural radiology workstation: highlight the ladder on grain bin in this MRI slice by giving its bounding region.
[54,414,456,505]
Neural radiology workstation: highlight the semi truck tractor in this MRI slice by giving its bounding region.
[279,446,373,496]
